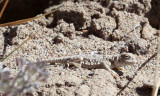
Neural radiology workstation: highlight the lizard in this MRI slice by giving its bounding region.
[29,52,137,77]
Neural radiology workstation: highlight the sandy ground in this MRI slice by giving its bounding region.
[0,0,160,96]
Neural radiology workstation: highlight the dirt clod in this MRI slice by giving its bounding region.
[0,0,159,96]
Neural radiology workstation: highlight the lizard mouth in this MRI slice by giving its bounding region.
[126,59,137,64]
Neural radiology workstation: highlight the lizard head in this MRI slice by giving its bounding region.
[113,53,137,67]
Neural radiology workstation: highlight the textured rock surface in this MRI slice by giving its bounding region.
[0,0,159,96]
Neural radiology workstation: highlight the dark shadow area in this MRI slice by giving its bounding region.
[0,0,55,24]
[145,0,160,29]
[136,86,160,96]
[47,10,87,30]
[113,68,123,76]
[0,0,110,26]
[0,0,85,24]
[136,86,152,96]
[2,27,17,56]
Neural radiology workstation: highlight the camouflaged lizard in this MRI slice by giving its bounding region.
[31,52,137,76]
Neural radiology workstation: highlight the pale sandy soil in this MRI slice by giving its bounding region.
[0,0,160,96]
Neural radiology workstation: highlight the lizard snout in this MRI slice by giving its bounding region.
[120,53,137,65]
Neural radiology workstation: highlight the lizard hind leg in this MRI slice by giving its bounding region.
[66,61,81,69]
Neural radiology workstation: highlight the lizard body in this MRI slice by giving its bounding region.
[35,52,136,70]
[27,52,136,77]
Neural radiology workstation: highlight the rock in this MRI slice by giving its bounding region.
[89,16,116,40]
[53,33,65,44]
[141,22,157,40]
[127,38,150,55]
[53,19,76,38]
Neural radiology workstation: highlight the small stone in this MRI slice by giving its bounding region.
[55,80,64,87]
[53,33,64,44]
[65,81,76,87]
[56,88,67,96]
[45,84,54,88]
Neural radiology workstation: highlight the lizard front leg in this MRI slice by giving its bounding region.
[101,61,119,79]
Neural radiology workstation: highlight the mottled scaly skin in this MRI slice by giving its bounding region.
[79,53,136,69]
[29,53,136,77]
[36,52,136,69]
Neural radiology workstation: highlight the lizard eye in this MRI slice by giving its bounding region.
[122,54,130,59]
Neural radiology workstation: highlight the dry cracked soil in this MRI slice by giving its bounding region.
[0,0,160,96]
